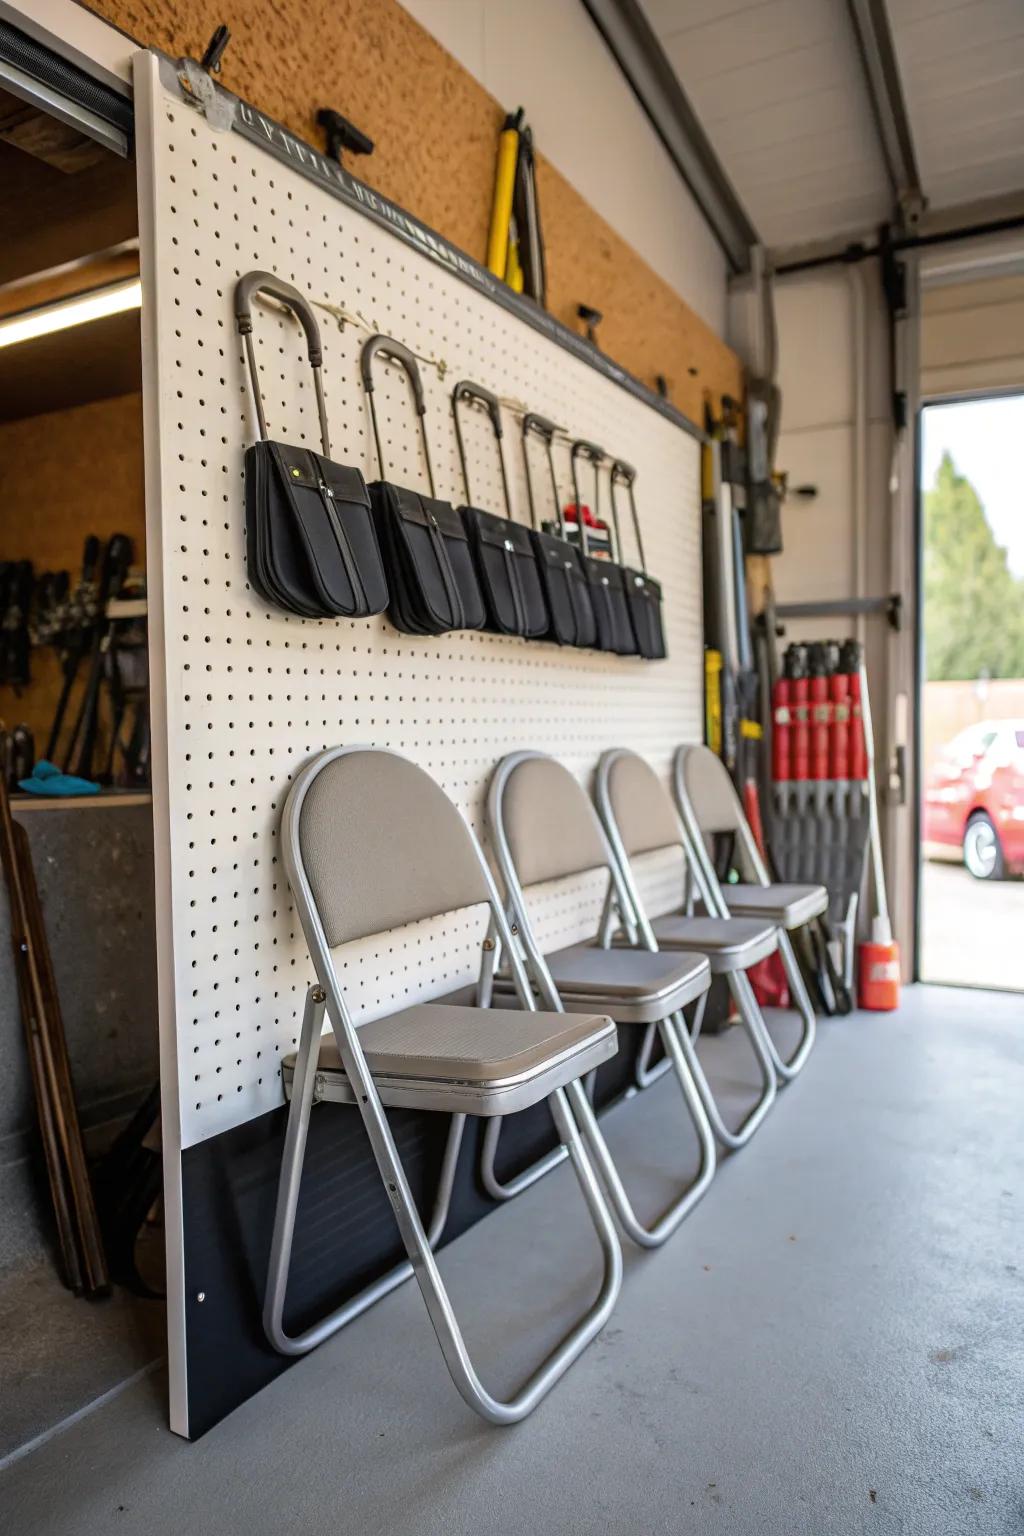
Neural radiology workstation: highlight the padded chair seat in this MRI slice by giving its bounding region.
[282,1002,616,1117]
[647,914,778,973]
[495,944,710,1023]
[721,882,827,929]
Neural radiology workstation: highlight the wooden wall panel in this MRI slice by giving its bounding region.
[0,392,145,750]
[83,0,742,420]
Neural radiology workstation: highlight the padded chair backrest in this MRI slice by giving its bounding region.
[499,754,608,887]
[295,749,490,946]
[676,744,744,835]
[604,751,682,856]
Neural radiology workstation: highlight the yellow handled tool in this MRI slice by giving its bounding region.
[487,110,522,279]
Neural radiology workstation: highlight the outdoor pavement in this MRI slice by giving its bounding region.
[920,859,1024,991]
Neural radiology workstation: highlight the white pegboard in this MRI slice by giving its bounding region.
[140,62,704,1150]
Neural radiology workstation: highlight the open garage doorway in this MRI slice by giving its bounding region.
[918,394,1024,992]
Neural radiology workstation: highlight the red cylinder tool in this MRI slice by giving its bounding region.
[789,644,809,781]
[771,673,791,781]
[829,664,851,779]
[808,642,830,780]
[843,639,866,780]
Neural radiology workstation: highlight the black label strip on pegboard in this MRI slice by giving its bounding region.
[156,52,704,445]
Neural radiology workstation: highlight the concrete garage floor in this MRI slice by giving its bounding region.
[2,984,1023,1535]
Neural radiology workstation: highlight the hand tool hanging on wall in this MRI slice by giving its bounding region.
[8,725,34,788]
[577,305,602,347]
[743,377,783,556]
[0,754,109,1295]
[570,440,634,654]
[235,272,389,621]
[99,576,149,786]
[0,561,33,690]
[520,413,596,648]
[362,334,486,636]
[512,122,546,306]
[64,533,133,781]
[317,106,374,165]
[486,108,546,304]
[46,536,100,763]
[30,570,69,651]
[487,108,522,285]
[452,381,548,639]
[609,461,667,659]
[701,429,741,772]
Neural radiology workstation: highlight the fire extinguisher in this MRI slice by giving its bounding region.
[789,644,809,782]
[843,639,866,780]
[808,641,831,781]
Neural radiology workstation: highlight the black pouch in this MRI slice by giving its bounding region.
[235,271,388,620]
[452,381,548,639]
[361,336,486,637]
[521,413,596,648]
[570,440,636,655]
[611,459,667,660]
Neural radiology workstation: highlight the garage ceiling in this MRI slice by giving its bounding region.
[631,0,1024,255]
[889,0,1024,213]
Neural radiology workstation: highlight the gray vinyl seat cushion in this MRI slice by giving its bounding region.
[282,1002,617,1117]
[647,914,778,973]
[496,945,711,1023]
[719,882,828,929]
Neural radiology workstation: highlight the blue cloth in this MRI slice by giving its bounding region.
[18,759,100,797]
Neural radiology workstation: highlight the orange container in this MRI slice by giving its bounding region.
[858,940,901,1010]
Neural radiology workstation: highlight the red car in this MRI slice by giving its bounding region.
[923,720,1024,880]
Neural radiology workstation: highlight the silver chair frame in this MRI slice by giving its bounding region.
[595,749,778,1151]
[266,745,623,1425]
[673,745,816,1082]
[482,750,717,1249]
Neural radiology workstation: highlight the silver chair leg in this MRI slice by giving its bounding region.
[752,928,817,1082]
[674,971,778,1151]
[688,991,708,1042]
[480,1068,599,1201]
[480,1114,568,1201]
[267,988,623,1424]
[404,1084,622,1425]
[563,1021,716,1249]
[634,1020,673,1089]
[264,985,465,1357]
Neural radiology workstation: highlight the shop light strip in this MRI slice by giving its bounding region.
[0,278,142,350]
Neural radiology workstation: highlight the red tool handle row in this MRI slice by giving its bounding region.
[771,640,866,782]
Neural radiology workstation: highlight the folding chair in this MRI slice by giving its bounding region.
[674,744,822,1081]
[483,750,717,1249]
[266,746,623,1424]
[595,748,781,1151]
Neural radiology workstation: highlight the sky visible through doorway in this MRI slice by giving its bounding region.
[921,394,1024,576]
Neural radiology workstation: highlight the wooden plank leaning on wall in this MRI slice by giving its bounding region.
[83,0,743,421]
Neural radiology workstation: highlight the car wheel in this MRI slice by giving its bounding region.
[963,813,1006,881]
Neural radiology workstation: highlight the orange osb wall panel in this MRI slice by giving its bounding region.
[85,0,742,419]
[0,392,145,749]
[533,160,742,415]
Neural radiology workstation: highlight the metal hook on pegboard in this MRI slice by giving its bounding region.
[310,298,449,381]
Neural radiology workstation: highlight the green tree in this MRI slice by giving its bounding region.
[923,451,1024,681]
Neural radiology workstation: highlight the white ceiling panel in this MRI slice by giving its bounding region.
[889,0,1024,211]
[640,0,891,247]
[635,0,1024,253]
